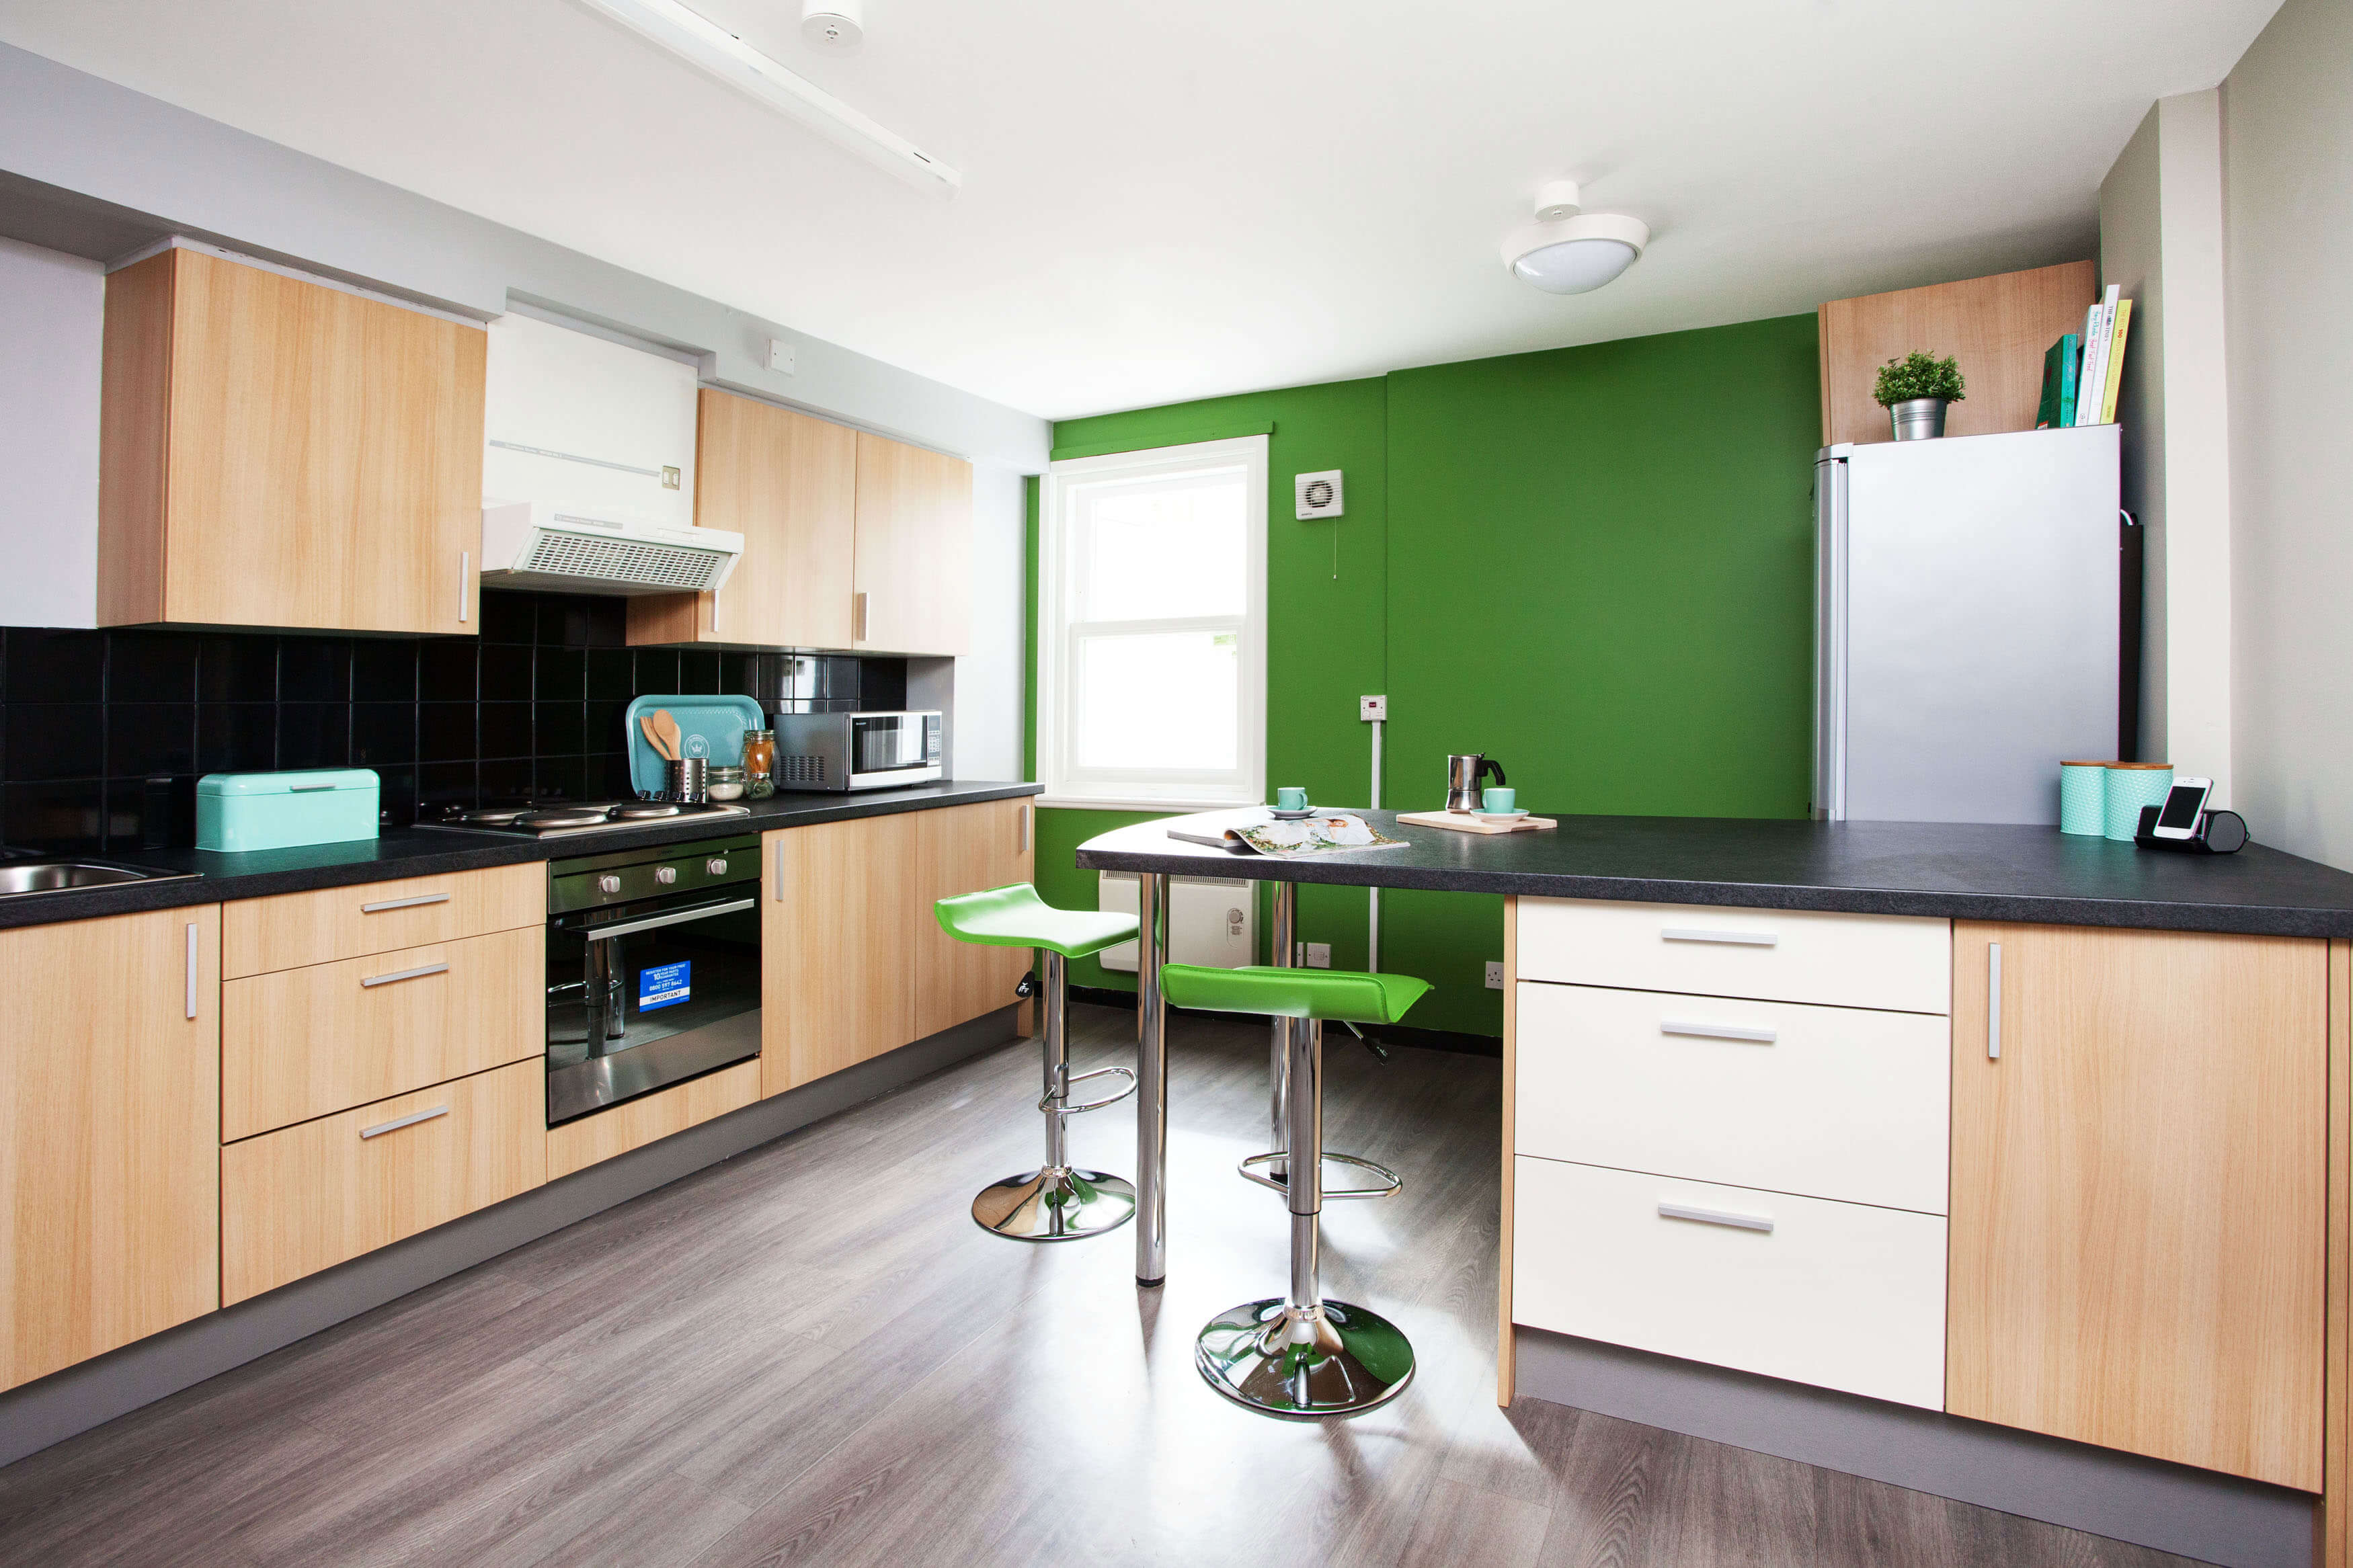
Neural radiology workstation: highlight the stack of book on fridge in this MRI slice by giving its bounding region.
[2037,284,2133,429]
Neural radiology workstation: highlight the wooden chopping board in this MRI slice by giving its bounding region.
[1394,809,1557,835]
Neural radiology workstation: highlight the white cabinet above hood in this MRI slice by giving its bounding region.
[479,313,741,595]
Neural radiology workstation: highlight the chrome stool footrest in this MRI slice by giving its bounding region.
[1039,1063,1137,1117]
[1238,1150,1402,1200]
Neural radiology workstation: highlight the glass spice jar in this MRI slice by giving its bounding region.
[741,728,776,799]
[705,765,748,802]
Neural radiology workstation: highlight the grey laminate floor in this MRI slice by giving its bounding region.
[0,1005,2194,1567]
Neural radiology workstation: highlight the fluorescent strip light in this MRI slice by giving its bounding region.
[572,0,961,196]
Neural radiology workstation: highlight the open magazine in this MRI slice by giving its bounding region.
[1168,811,1409,859]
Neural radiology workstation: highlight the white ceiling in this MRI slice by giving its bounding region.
[0,0,2279,421]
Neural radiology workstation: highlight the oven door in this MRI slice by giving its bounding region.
[546,889,762,1126]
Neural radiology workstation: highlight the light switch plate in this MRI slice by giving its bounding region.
[1360,694,1387,722]
[1485,960,1505,989]
[767,336,795,374]
[1304,942,1332,968]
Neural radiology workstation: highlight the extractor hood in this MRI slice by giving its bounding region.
[480,501,742,596]
[479,311,742,597]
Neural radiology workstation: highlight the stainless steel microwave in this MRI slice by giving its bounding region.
[772,710,943,792]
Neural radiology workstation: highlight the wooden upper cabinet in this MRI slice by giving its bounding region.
[1948,921,2327,1489]
[99,247,486,634]
[1818,261,2096,446]
[628,388,857,649]
[853,431,973,657]
[1,906,222,1392]
[913,798,1035,1040]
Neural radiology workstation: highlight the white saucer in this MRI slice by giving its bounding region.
[1472,808,1529,820]
[1269,807,1319,819]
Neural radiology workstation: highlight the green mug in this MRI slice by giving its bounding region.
[1481,788,1517,813]
[1275,787,1308,811]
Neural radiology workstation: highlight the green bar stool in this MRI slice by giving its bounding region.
[934,882,1140,1242]
[1159,962,1431,1419]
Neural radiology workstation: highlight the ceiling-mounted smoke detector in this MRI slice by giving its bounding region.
[1503,182,1648,294]
[801,0,863,50]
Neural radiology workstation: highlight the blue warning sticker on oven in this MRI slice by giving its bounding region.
[638,960,691,1012]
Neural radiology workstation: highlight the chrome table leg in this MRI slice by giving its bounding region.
[1135,872,1170,1286]
[1268,880,1295,1183]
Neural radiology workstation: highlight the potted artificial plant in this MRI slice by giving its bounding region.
[1874,352,1966,440]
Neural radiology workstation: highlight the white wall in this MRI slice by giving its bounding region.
[2224,0,2353,867]
[0,237,99,628]
[2098,91,2233,797]
[957,464,1028,780]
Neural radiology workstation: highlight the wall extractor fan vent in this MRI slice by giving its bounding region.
[480,501,743,597]
[1294,470,1345,520]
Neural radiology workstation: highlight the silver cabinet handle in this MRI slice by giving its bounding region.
[1987,941,2002,1060]
[458,551,470,624]
[1016,803,1031,854]
[1660,1019,1777,1044]
[1659,1200,1775,1234]
[362,892,451,914]
[185,921,199,1020]
[360,1104,448,1140]
[1661,927,1778,947]
[774,838,786,902]
[854,591,869,643]
[588,897,757,942]
[362,961,449,989]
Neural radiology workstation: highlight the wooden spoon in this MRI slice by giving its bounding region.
[639,715,677,761]
[652,709,686,762]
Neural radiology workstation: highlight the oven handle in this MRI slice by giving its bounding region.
[584,897,758,942]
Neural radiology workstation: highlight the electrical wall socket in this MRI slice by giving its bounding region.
[1360,694,1387,722]
[1485,960,1505,989]
[1298,942,1331,968]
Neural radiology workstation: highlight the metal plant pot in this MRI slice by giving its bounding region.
[1888,397,1949,441]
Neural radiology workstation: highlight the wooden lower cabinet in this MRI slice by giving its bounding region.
[914,798,1034,1041]
[549,1059,762,1180]
[221,1059,545,1305]
[762,800,1035,1098]
[223,862,544,979]
[222,926,542,1140]
[1,906,222,1393]
[1948,921,2327,1489]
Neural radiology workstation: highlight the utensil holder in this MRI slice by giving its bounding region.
[665,757,709,804]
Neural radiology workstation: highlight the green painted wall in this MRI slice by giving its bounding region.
[1031,315,1821,1031]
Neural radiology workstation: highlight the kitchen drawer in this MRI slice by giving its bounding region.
[1515,897,1950,1014]
[1513,1157,1946,1409]
[1515,982,1949,1212]
[222,926,543,1141]
[221,1059,545,1304]
[223,862,543,979]
[547,1059,762,1180]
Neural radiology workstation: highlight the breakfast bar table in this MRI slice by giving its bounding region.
[1074,804,2353,1286]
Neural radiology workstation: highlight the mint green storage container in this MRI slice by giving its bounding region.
[198,769,381,852]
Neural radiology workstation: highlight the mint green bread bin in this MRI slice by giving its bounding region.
[198,769,381,852]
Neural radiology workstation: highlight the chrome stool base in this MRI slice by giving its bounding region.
[1195,1297,1416,1420]
[971,1165,1136,1242]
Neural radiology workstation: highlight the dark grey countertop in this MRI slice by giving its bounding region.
[0,780,1042,931]
[1073,809,2353,938]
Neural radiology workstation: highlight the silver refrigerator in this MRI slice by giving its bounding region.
[1814,424,2123,824]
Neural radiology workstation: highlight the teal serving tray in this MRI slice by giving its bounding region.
[625,694,766,797]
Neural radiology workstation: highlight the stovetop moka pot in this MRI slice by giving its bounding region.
[1445,754,1507,813]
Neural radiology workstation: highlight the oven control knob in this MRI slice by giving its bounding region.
[707,858,728,876]
[655,866,678,885]
[597,874,621,895]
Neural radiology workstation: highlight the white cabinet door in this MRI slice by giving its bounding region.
[1514,1157,1947,1409]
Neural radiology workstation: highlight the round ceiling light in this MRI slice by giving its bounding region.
[801,0,864,49]
[1502,181,1649,295]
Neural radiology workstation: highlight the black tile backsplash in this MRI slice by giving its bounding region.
[0,590,895,854]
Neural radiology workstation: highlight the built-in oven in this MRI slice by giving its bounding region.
[545,833,762,1126]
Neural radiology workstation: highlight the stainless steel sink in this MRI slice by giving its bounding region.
[0,860,196,898]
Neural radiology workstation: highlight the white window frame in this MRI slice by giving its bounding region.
[1037,434,1268,810]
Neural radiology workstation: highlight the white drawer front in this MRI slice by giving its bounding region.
[1513,1157,1947,1409]
[1516,982,1950,1213]
[1516,898,1950,1014]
